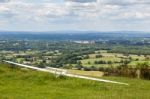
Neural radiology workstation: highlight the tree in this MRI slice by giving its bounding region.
[107,61,112,64]
[91,66,97,71]
[94,61,98,64]
[75,65,83,70]
[137,62,149,69]
[95,54,102,58]
[37,62,45,68]
[77,61,82,65]
[88,61,91,65]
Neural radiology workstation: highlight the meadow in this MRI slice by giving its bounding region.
[0,63,150,99]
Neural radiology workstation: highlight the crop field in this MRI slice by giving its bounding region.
[0,63,150,99]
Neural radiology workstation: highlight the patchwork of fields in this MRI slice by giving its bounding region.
[78,50,150,68]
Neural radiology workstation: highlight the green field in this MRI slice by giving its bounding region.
[79,50,150,68]
[80,52,122,68]
[0,63,150,99]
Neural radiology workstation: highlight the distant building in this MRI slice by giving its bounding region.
[73,41,95,44]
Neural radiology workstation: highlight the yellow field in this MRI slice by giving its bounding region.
[68,69,104,78]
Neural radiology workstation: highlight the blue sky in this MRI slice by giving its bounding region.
[0,0,150,31]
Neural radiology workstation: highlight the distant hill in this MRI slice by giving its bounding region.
[0,31,150,41]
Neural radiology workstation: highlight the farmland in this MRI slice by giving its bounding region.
[0,37,150,80]
[77,50,150,69]
[0,63,150,99]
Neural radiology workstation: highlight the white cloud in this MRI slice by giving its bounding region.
[0,0,150,31]
[65,0,97,3]
[101,0,150,5]
[0,0,10,3]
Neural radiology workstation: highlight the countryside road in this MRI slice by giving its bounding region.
[4,61,129,85]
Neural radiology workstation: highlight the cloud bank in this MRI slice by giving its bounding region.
[0,0,150,31]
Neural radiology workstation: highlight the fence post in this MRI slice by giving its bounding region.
[136,69,141,79]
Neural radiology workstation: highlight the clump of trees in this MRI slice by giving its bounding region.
[94,60,112,64]
[94,60,105,64]
[95,55,102,58]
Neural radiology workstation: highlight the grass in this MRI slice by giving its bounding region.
[128,61,150,68]
[68,69,104,77]
[0,63,150,99]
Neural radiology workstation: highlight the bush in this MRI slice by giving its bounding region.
[75,65,83,70]
[83,67,91,71]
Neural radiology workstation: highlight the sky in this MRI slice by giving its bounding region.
[0,0,150,31]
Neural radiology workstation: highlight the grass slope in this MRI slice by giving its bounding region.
[0,63,150,99]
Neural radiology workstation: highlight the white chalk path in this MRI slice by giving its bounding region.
[4,61,129,85]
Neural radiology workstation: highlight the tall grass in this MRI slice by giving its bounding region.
[0,63,150,99]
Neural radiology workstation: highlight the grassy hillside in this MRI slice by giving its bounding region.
[0,63,150,99]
